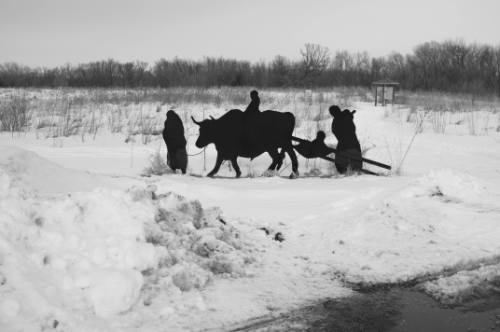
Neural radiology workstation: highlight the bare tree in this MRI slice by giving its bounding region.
[300,43,330,84]
[1,40,500,94]
[494,46,500,97]
[332,50,353,71]
[269,55,292,86]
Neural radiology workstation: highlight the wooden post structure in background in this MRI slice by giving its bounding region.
[372,81,400,106]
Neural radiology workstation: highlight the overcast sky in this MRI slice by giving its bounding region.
[1,0,499,67]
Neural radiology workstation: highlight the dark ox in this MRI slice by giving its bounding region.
[192,109,298,178]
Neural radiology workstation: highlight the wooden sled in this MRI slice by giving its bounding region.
[291,136,391,175]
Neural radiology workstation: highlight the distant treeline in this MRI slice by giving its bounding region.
[1,40,500,96]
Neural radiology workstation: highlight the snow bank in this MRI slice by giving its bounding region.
[421,263,500,305]
[0,146,110,195]
[330,169,500,285]
[0,182,158,327]
[0,152,254,331]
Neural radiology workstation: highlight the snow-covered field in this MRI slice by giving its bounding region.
[1,88,500,331]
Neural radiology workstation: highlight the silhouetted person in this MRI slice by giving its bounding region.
[244,90,260,115]
[293,131,335,158]
[162,110,187,174]
[329,105,362,174]
[242,90,262,153]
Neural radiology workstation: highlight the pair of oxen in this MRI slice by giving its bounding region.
[162,105,361,178]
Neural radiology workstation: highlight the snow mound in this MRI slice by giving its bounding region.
[0,181,254,331]
[141,190,255,300]
[329,169,500,286]
[401,169,486,202]
[0,146,109,195]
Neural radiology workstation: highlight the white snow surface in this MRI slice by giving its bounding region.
[0,149,259,331]
[1,100,500,331]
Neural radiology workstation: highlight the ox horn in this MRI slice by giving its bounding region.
[191,116,201,125]
[210,116,215,120]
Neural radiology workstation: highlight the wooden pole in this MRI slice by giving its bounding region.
[320,156,380,176]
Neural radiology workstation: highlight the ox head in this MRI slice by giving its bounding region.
[192,116,215,148]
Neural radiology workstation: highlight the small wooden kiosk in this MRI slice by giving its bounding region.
[372,81,400,106]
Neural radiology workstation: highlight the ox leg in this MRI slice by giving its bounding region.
[262,149,280,177]
[230,157,241,178]
[276,149,286,170]
[267,149,280,171]
[207,153,224,178]
[284,145,299,178]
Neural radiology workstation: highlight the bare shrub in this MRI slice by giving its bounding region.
[393,111,425,175]
[246,162,258,178]
[431,111,447,134]
[405,106,417,123]
[142,149,172,176]
[400,90,500,136]
[138,116,161,144]
[107,107,126,133]
[35,118,57,129]
[0,94,30,133]
[57,98,81,137]
[482,111,491,135]
[80,106,102,141]
[466,111,477,135]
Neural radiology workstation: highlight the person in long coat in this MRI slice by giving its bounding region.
[329,105,362,174]
[244,90,260,115]
[162,110,188,174]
